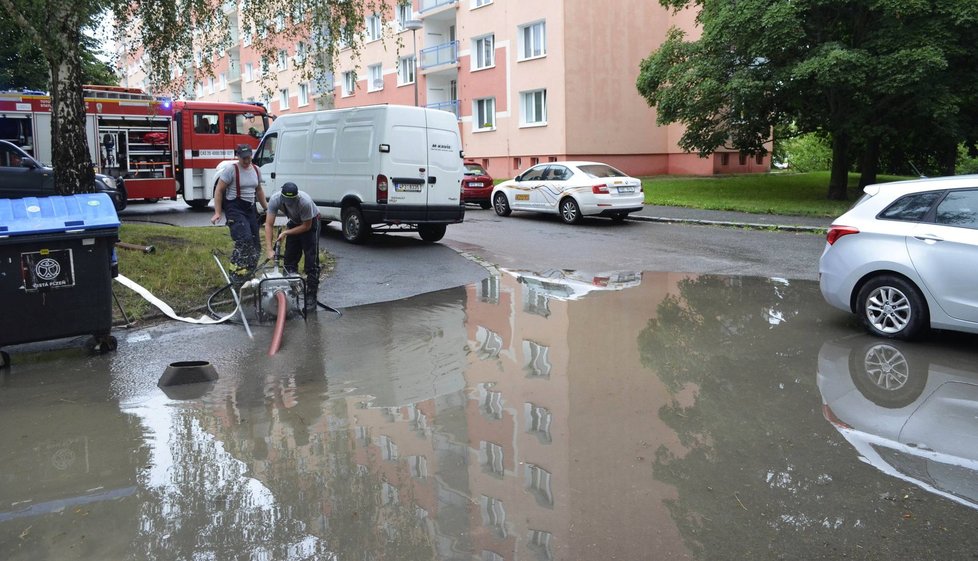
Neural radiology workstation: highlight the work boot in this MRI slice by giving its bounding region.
[304,281,319,312]
[229,265,250,286]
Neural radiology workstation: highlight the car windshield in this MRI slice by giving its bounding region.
[578,164,628,178]
[465,164,487,176]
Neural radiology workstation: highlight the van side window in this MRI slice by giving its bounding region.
[194,113,219,134]
[254,134,277,166]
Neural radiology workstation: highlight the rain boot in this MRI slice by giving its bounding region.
[304,280,319,312]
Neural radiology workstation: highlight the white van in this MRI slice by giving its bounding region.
[252,105,465,243]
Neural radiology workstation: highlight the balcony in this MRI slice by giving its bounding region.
[427,99,460,120]
[420,0,458,14]
[420,41,458,71]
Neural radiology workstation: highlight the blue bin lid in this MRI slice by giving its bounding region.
[0,193,120,237]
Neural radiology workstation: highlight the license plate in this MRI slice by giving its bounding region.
[515,194,530,201]
[468,182,484,187]
[395,183,423,193]
[21,249,75,291]
[618,186,635,193]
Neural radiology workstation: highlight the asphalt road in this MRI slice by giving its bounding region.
[119,199,827,307]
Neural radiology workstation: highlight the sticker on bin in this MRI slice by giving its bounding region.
[21,249,75,291]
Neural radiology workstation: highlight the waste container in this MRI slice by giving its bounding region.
[0,193,120,368]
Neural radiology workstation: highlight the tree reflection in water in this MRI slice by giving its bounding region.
[637,275,978,559]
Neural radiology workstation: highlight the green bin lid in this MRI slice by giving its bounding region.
[0,194,119,237]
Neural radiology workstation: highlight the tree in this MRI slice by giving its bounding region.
[637,0,978,200]
[0,0,390,194]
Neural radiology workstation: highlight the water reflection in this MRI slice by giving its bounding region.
[818,335,978,510]
[3,273,978,560]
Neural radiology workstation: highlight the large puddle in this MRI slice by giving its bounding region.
[2,271,978,560]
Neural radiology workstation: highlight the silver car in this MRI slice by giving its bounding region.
[819,175,978,339]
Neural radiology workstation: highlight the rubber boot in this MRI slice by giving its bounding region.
[305,280,319,312]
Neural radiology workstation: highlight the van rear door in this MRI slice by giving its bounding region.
[424,111,463,210]
[388,115,430,211]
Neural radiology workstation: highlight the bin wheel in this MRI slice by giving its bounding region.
[87,335,118,355]
[0,351,9,369]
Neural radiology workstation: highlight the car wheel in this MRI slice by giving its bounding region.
[493,192,511,217]
[479,201,492,210]
[559,197,582,224]
[341,206,369,244]
[848,340,927,409]
[418,224,446,243]
[856,275,928,340]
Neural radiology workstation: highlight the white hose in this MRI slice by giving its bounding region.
[114,274,237,325]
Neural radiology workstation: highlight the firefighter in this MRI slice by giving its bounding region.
[264,182,321,312]
[211,144,268,283]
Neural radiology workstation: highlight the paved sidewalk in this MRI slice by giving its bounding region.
[630,205,833,233]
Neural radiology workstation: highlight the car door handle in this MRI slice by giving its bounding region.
[913,233,944,243]
[270,172,276,179]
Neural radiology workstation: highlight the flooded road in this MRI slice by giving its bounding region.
[3,272,978,560]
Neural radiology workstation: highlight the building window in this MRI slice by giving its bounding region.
[242,28,252,46]
[343,71,356,96]
[396,2,411,30]
[525,403,553,443]
[366,14,381,41]
[298,83,309,106]
[473,34,494,69]
[756,153,764,165]
[398,56,416,85]
[207,77,214,94]
[525,464,554,507]
[368,64,383,91]
[219,73,227,91]
[479,276,499,303]
[521,89,547,126]
[295,42,307,64]
[528,530,554,561]
[476,326,503,359]
[479,383,504,419]
[530,157,539,166]
[377,435,398,461]
[409,455,428,478]
[720,153,729,166]
[277,49,287,71]
[275,14,285,32]
[474,97,495,130]
[382,482,399,505]
[739,153,747,165]
[480,496,507,538]
[473,0,492,7]
[519,21,547,60]
[244,62,253,82]
[479,441,505,476]
[279,88,289,110]
[548,156,557,162]
[523,341,551,378]
[481,551,504,561]
[514,157,522,169]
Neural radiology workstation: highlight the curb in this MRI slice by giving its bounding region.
[627,214,828,234]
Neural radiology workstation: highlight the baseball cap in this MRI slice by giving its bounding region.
[281,182,299,198]
[235,144,253,158]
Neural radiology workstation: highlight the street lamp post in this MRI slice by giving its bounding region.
[404,19,423,107]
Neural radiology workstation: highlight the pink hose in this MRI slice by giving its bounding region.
[268,290,287,356]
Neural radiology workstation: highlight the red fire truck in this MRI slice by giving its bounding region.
[0,86,269,209]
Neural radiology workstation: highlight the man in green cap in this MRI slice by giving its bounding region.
[264,182,322,311]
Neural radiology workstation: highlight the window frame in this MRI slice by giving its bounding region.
[342,71,356,97]
[474,97,496,131]
[298,83,309,106]
[398,55,416,86]
[367,63,384,92]
[520,89,548,127]
[278,88,290,110]
[472,34,495,70]
[366,13,382,42]
[518,20,547,61]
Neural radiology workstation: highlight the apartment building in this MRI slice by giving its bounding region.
[120,0,769,179]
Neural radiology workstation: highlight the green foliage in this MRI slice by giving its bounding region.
[957,144,978,175]
[779,133,832,173]
[637,0,978,197]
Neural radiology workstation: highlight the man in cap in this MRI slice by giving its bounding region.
[211,144,268,283]
[264,182,322,311]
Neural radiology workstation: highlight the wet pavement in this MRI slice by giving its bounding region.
[3,272,978,560]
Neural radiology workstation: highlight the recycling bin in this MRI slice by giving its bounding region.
[0,194,120,367]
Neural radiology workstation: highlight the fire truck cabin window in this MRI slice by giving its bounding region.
[194,113,218,134]
[240,113,267,138]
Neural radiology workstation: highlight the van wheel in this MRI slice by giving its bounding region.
[493,192,511,217]
[418,224,446,243]
[342,206,369,244]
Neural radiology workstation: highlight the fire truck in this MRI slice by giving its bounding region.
[0,86,270,209]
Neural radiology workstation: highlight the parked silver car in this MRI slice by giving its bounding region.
[819,175,978,339]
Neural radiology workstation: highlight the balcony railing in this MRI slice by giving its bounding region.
[420,0,458,13]
[420,41,459,70]
[427,99,460,120]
